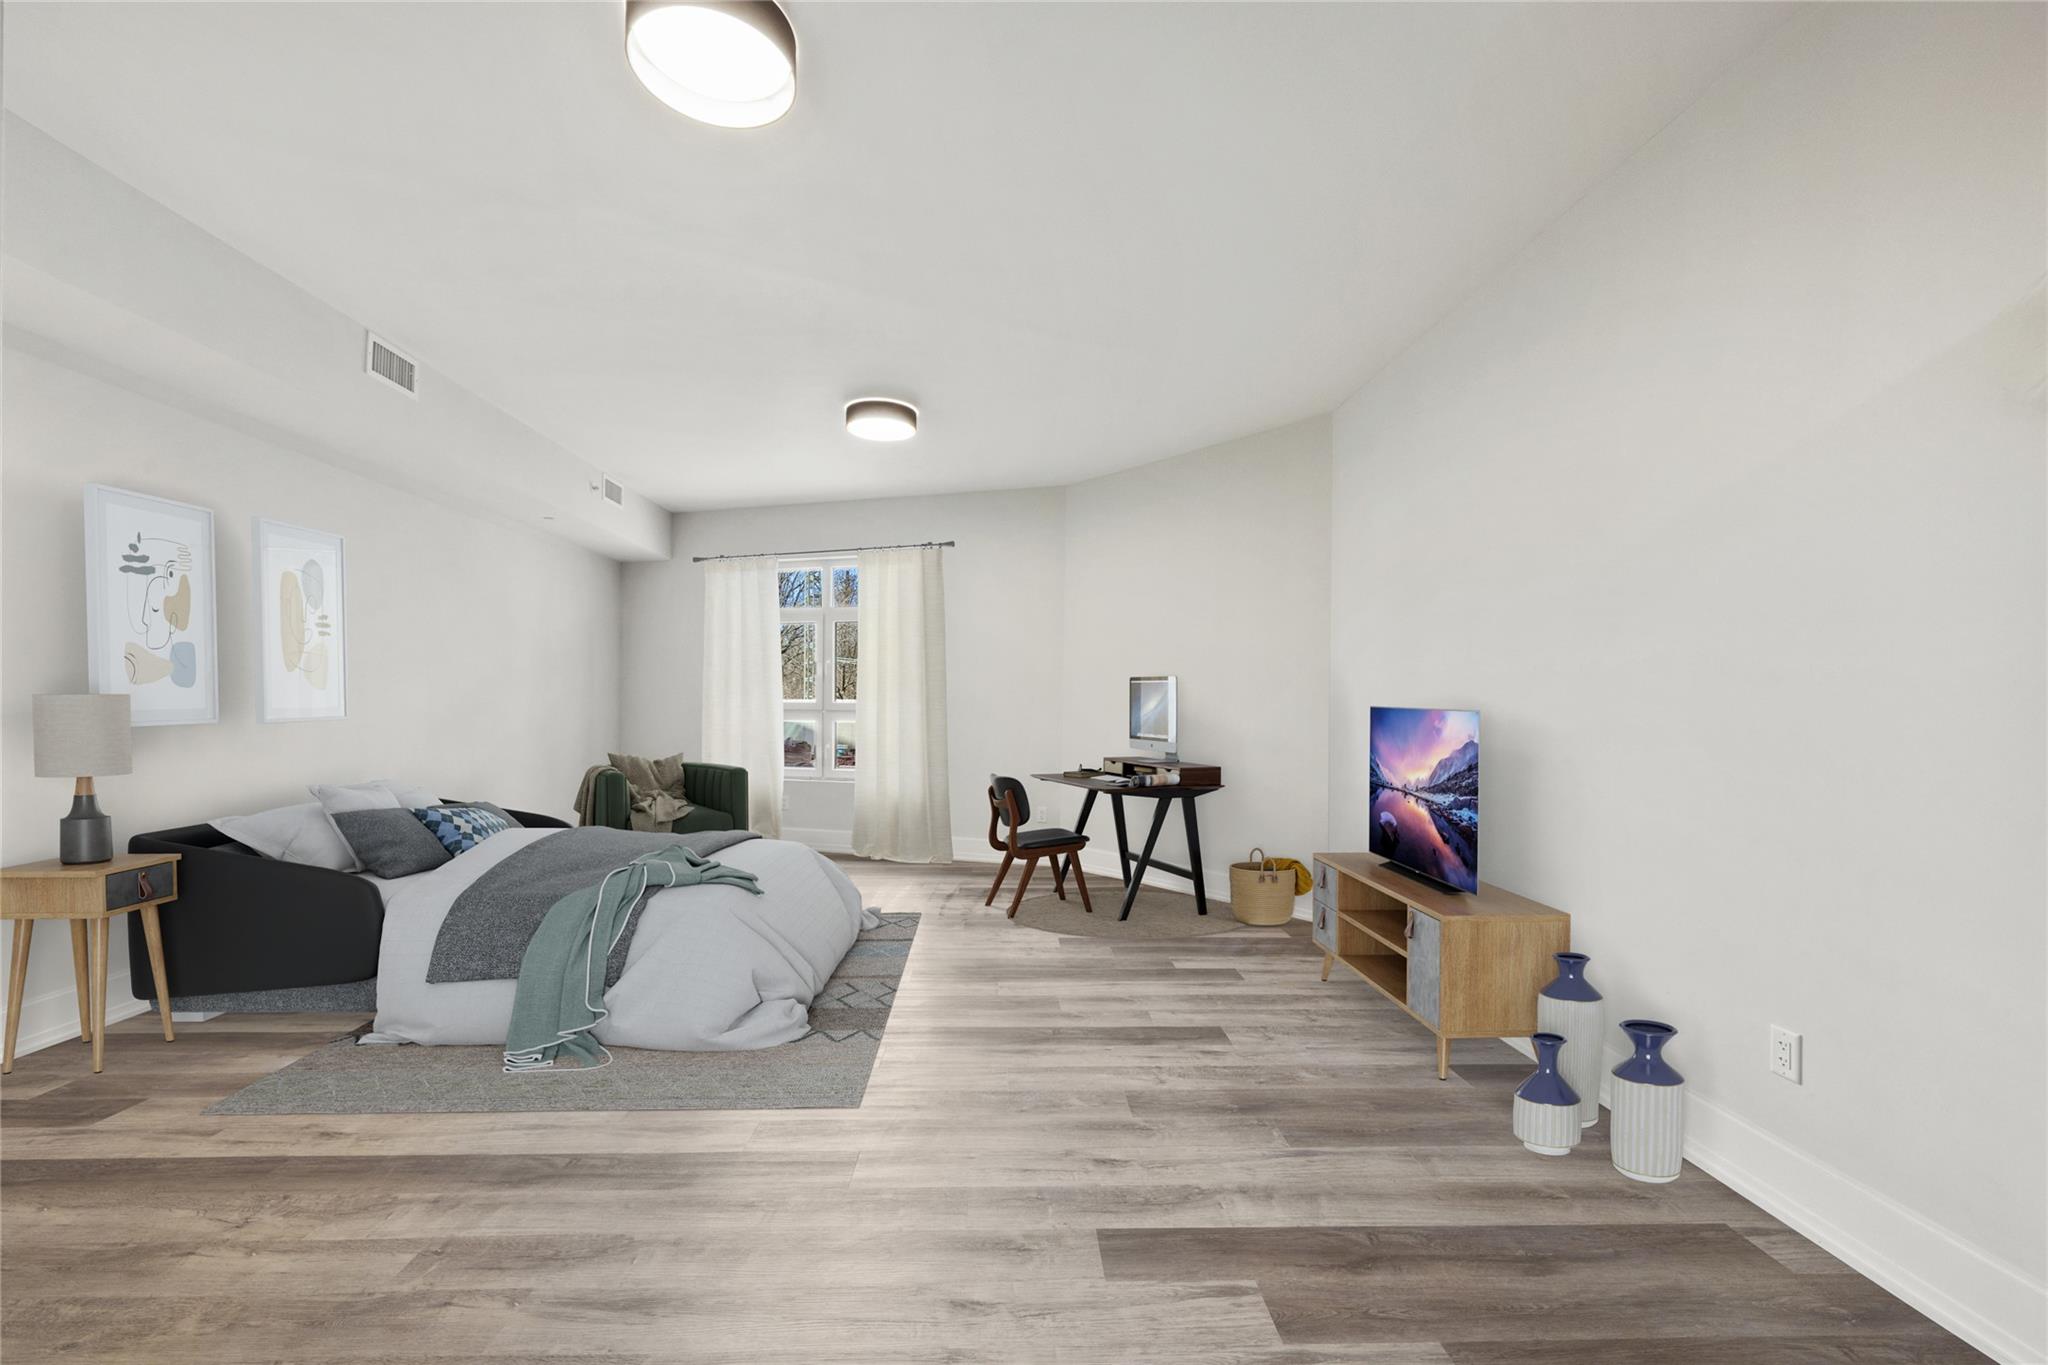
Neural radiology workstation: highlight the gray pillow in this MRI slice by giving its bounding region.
[445,800,516,827]
[330,808,453,879]
[310,780,443,872]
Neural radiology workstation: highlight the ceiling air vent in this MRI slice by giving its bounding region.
[365,332,418,396]
[599,475,625,507]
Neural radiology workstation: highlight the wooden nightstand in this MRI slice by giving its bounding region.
[1,853,180,1074]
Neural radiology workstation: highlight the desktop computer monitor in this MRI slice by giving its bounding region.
[1128,676,1178,759]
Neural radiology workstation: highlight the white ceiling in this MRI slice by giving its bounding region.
[2,2,1785,512]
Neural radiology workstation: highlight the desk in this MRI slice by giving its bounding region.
[1030,774,1224,921]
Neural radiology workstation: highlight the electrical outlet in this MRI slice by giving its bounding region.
[1770,1025,1802,1083]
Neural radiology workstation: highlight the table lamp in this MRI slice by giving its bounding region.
[33,694,132,864]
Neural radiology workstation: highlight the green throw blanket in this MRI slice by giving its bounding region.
[503,845,763,1073]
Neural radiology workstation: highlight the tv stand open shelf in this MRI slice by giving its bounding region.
[1311,853,1570,1078]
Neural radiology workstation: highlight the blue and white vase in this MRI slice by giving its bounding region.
[1512,1032,1581,1156]
[1610,1019,1685,1183]
[1537,952,1603,1129]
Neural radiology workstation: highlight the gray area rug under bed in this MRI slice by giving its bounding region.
[205,912,917,1115]
[157,981,378,1014]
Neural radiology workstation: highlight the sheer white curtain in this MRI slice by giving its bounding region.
[852,545,952,862]
[700,557,783,837]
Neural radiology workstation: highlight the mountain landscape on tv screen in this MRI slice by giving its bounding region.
[1368,709,1479,892]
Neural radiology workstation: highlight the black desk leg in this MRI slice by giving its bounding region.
[1057,789,1099,896]
[1110,795,1131,887]
[1118,799,1173,921]
[1073,788,1098,837]
[1181,795,1208,916]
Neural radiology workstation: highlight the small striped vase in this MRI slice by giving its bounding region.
[1511,1032,1581,1157]
[1610,1019,1684,1183]
[1536,951,1603,1129]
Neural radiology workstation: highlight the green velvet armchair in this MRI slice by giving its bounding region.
[589,762,750,835]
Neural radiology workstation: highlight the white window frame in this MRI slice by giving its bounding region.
[779,557,857,779]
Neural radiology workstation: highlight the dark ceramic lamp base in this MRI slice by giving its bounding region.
[59,792,113,864]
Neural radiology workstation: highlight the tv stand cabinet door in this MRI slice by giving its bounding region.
[1407,908,1442,1028]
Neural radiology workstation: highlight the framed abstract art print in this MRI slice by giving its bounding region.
[82,484,219,726]
[255,519,347,722]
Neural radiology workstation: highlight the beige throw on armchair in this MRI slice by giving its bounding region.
[608,752,695,831]
[852,545,952,862]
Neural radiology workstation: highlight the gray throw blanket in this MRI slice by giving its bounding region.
[426,827,759,986]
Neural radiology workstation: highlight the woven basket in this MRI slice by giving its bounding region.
[1229,848,1296,926]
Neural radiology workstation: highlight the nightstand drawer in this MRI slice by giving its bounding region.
[106,862,174,910]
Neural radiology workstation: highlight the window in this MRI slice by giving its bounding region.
[780,560,855,774]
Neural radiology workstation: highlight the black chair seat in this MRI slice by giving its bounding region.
[1014,826,1085,850]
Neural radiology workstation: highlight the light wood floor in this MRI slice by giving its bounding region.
[1,859,1980,1363]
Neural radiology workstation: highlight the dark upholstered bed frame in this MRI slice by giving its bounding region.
[126,807,569,1002]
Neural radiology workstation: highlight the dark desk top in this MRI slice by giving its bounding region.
[1031,773,1224,797]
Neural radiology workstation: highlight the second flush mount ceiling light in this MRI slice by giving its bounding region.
[845,399,919,442]
[625,0,797,129]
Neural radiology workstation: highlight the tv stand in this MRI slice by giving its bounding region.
[1310,853,1569,1078]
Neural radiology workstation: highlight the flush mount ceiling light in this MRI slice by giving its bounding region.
[625,0,797,129]
[845,398,918,443]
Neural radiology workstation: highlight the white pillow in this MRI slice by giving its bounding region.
[211,802,358,871]
[309,780,443,872]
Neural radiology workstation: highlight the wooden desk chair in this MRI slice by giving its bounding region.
[984,776,1092,918]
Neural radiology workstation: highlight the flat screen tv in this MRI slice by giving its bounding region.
[1368,707,1480,892]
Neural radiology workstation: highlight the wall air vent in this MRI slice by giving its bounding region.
[365,333,418,396]
[600,476,625,507]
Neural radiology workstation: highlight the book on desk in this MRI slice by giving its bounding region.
[1100,757,1222,787]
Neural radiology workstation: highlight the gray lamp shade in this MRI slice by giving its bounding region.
[33,693,133,777]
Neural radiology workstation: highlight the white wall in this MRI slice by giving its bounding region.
[619,489,1068,851]
[1052,418,1331,900]
[3,115,671,563]
[620,420,1333,900]
[1327,6,2045,1358]
[1,341,623,1052]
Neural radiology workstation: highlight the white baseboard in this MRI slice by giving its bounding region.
[949,838,1320,921]
[7,970,152,1059]
[1493,1034,2045,1362]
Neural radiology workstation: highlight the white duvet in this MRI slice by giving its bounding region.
[362,830,874,1050]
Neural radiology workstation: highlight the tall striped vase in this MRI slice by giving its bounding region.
[1610,1019,1684,1183]
[1511,1032,1581,1157]
[1536,951,1603,1129]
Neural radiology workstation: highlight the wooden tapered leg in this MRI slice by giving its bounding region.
[983,852,1014,907]
[89,917,109,1075]
[139,906,175,1043]
[3,920,33,1075]
[1052,856,1068,901]
[1321,953,1333,982]
[1436,1034,1449,1081]
[1006,856,1039,919]
[69,920,92,1044]
[1071,857,1093,914]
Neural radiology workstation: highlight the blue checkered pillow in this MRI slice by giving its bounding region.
[412,804,512,855]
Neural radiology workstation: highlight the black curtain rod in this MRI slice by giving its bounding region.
[691,539,955,564]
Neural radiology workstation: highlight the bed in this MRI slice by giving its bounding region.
[128,816,872,1052]
[366,828,869,1049]
[127,808,567,1002]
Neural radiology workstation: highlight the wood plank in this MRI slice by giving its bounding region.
[1099,1224,1972,1349]
[0,857,1976,1363]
